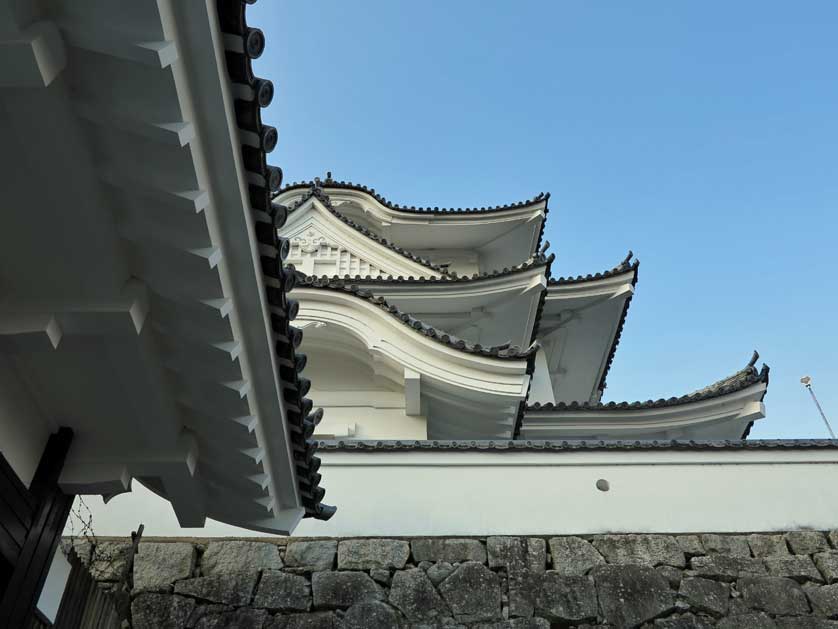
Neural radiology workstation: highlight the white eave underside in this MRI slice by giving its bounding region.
[0,1,303,533]
[537,269,636,404]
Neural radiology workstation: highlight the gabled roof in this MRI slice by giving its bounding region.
[297,277,540,361]
[287,184,450,275]
[277,177,550,266]
[279,173,549,215]
[218,1,332,522]
[527,351,769,413]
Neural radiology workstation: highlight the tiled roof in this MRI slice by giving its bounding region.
[296,276,539,361]
[316,438,838,452]
[548,250,639,286]
[311,253,554,284]
[287,183,450,275]
[278,173,549,214]
[527,352,769,413]
[217,1,333,521]
[280,175,551,257]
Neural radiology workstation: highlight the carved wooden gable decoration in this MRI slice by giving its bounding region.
[281,199,441,279]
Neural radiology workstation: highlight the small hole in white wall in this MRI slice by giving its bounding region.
[596,479,610,492]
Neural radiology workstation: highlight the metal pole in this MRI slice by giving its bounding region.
[804,383,836,439]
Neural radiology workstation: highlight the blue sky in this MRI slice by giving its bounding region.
[250,1,838,439]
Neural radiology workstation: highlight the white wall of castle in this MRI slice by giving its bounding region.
[69,447,838,537]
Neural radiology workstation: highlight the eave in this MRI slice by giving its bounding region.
[275,179,549,271]
[312,255,553,349]
[522,357,770,441]
[0,0,329,533]
[536,254,639,404]
[294,286,535,439]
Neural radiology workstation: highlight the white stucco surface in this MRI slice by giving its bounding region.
[69,447,838,538]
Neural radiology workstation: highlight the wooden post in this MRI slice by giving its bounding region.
[0,427,74,627]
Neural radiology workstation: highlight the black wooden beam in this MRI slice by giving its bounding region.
[0,427,74,628]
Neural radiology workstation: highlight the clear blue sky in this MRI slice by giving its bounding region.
[250,1,838,439]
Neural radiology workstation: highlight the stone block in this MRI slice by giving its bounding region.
[593,534,685,568]
[472,620,550,629]
[343,600,404,628]
[830,530,838,549]
[653,614,716,628]
[764,555,824,583]
[774,619,838,629]
[657,565,683,588]
[748,534,790,557]
[689,555,767,581]
[388,568,451,622]
[533,573,597,625]
[201,541,282,574]
[786,531,831,555]
[806,583,838,618]
[174,571,259,606]
[187,604,234,627]
[717,612,777,629]
[272,611,340,629]
[738,576,810,616]
[370,568,391,585]
[284,541,337,572]
[254,570,311,611]
[438,561,502,623]
[815,551,838,584]
[89,541,132,581]
[131,592,196,629]
[679,577,729,616]
[133,542,195,592]
[192,608,269,629]
[412,538,487,564]
[547,537,605,576]
[592,564,676,627]
[699,534,752,558]
[427,561,455,586]
[487,537,546,574]
[338,539,410,570]
[676,535,705,556]
[311,570,382,609]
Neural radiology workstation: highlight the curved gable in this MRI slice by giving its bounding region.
[280,196,446,279]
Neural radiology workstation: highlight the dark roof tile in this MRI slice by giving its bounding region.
[217,1,333,521]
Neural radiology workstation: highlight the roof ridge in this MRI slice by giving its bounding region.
[277,174,549,214]
[316,438,838,451]
[548,251,640,286]
[286,184,451,275]
[306,253,555,284]
[527,354,770,413]
[296,275,539,361]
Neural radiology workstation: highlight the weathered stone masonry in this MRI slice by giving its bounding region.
[68,532,838,628]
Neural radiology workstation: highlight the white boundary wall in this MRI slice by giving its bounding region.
[74,448,838,538]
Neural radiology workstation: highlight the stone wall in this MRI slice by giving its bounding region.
[70,531,838,628]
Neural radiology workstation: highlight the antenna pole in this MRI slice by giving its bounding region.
[804,382,836,439]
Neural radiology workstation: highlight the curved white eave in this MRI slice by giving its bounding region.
[521,382,767,440]
[296,288,531,400]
